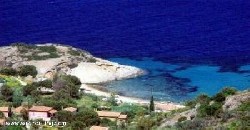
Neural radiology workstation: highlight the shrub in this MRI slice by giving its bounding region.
[213,92,226,102]
[196,94,210,104]
[136,117,154,130]
[62,75,81,86]
[221,87,237,96]
[0,85,13,101]
[87,57,97,63]
[197,102,222,117]
[185,100,196,108]
[37,46,57,53]
[18,65,37,77]
[0,111,4,118]
[68,48,81,56]
[237,101,250,111]
[75,109,100,127]
[178,116,187,122]
[56,110,74,122]
[38,80,52,88]
[175,119,205,130]
[22,84,38,96]
[0,68,17,76]
[100,118,117,127]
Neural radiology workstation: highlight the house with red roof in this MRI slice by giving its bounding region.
[28,106,57,121]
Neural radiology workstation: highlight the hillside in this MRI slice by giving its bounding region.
[160,88,250,129]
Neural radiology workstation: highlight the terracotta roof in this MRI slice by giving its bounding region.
[97,111,121,118]
[49,109,57,114]
[118,114,127,119]
[0,118,6,125]
[29,106,53,112]
[0,107,8,112]
[90,126,109,130]
[14,106,27,113]
[63,107,77,112]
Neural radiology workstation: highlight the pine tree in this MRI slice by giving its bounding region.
[149,96,155,112]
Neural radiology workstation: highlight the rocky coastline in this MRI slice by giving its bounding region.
[0,43,145,83]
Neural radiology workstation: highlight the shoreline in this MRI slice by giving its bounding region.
[81,84,185,111]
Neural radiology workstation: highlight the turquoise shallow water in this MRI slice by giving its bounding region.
[106,58,250,102]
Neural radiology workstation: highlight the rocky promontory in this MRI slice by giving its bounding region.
[0,43,144,83]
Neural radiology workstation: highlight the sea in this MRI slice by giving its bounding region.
[0,0,250,102]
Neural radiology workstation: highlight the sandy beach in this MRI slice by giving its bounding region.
[81,84,185,111]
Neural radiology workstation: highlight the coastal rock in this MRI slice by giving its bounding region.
[223,91,250,111]
[0,44,144,83]
[70,58,144,83]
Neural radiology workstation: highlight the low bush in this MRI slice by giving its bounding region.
[178,116,187,122]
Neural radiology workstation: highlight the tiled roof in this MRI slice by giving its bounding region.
[63,107,77,112]
[49,109,57,114]
[29,106,53,112]
[118,114,127,119]
[14,106,27,113]
[97,111,121,118]
[90,126,109,130]
[0,107,8,112]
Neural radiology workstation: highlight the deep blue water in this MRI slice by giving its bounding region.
[1,0,250,102]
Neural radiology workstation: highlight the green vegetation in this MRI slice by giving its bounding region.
[0,65,38,79]
[149,96,155,112]
[0,85,14,102]
[11,43,60,60]
[178,116,187,122]
[68,48,82,56]
[18,65,37,77]
[0,64,248,130]
[0,76,21,88]
[0,68,17,76]
[197,102,223,117]
[87,57,97,63]
[171,87,249,130]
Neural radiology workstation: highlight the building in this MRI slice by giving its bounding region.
[14,106,28,115]
[90,126,109,130]
[28,106,57,121]
[0,107,9,118]
[0,118,6,126]
[63,107,77,113]
[97,111,127,122]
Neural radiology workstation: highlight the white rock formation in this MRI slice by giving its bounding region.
[70,58,144,83]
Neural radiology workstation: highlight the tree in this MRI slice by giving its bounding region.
[12,88,24,107]
[62,75,81,86]
[0,111,4,118]
[213,92,226,102]
[0,68,17,76]
[107,93,118,106]
[52,89,71,101]
[100,118,117,127]
[71,121,86,130]
[75,109,100,127]
[56,110,73,122]
[20,108,29,120]
[0,85,13,101]
[137,117,154,130]
[197,102,222,117]
[196,94,210,104]
[38,80,52,88]
[22,84,37,96]
[18,65,37,77]
[63,83,80,99]
[149,96,154,112]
